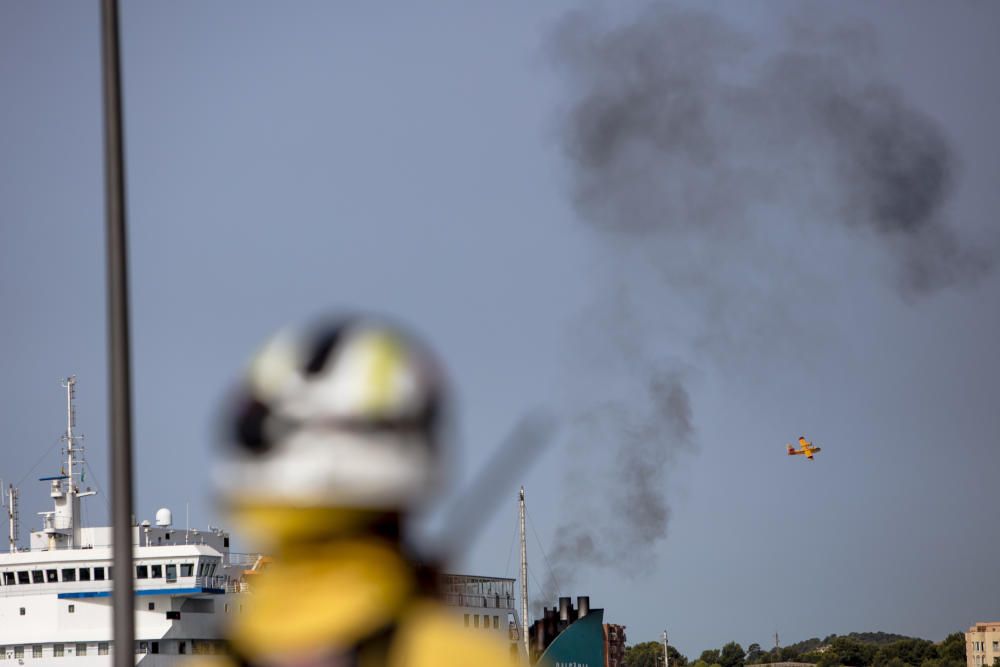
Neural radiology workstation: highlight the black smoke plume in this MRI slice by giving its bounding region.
[541,4,992,595]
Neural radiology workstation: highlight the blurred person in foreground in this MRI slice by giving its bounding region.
[213,316,514,667]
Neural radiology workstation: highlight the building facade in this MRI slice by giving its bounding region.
[439,574,522,661]
[967,622,1000,667]
[603,623,626,667]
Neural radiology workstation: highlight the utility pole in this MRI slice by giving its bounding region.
[519,486,529,660]
[663,630,669,667]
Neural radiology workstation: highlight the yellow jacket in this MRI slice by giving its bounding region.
[216,539,515,667]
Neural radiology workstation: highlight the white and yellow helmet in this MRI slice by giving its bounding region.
[218,317,445,516]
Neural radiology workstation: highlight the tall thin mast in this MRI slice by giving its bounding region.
[663,630,669,667]
[519,486,529,659]
[61,376,81,493]
[100,0,137,664]
[5,484,18,553]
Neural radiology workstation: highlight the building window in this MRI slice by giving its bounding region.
[17,572,29,585]
[151,565,163,579]
[46,570,58,583]
[136,565,148,579]
[78,568,91,582]
[13,648,23,660]
[493,615,499,629]
[0,645,6,659]
[151,643,159,655]
[166,564,177,583]
[181,563,194,577]
[474,615,479,628]
[61,569,76,582]
[54,645,64,658]
[19,608,25,616]
[68,605,75,614]
[98,644,108,656]
[136,643,147,655]
[93,567,105,581]
[75,644,86,657]
[178,642,187,655]
[3,572,14,585]
[224,537,230,548]
[993,641,998,651]
[464,614,469,627]
[31,571,44,584]
[32,646,42,658]
[166,611,181,620]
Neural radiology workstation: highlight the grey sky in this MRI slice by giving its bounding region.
[1,1,998,656]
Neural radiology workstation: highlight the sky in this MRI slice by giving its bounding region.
[1,0,999,656]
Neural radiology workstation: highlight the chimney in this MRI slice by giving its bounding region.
[577,596,590,618]
[558,597,571,622]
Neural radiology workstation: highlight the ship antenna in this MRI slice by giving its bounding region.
[3,482,19,553]
[519,486,529,659]
[61,375,85,495]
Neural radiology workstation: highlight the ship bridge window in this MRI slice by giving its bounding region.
[32,645,42,658]
[3,572,13,585]
[76,643,86,656]
[54,644,64,658]
[17,571,29,585]
[31,571,43,584]
[94,567,105,581]
[151,564,162,579]
[46,570,58,583]
[181,563,194,577]
[61,569,76,582]
[136,565,148,579]
[14,647,23,660]
[166,564,177,582]
[78,568,91,582]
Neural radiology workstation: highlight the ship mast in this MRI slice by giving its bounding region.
[4,483,19,553]
[62,375,83,495]
[519,486,529,659]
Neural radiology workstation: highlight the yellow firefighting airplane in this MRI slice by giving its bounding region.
[787,436,822,460]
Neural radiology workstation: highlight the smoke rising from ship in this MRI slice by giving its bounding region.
[542,4,992,592]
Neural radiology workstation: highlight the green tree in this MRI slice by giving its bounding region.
[668,645,689,667]
[625,641,664,667]
[701,650,722,665]
[937,634,966,666]
[828,636,878,666]
[747,644,764,664]
[720,643,746,667]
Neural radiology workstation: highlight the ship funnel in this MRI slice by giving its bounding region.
[155,508,172,527]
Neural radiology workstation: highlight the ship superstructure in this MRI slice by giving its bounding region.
[0,377,257,665]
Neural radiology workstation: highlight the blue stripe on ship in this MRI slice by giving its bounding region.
[58,587,225,599]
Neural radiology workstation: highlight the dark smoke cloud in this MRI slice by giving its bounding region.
[541,368,695,606]
[539,4,993,601]
[550,4,992,295]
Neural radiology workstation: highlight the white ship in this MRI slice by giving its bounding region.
[0,377,259,665]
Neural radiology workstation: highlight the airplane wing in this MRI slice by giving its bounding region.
[798,436,810,447]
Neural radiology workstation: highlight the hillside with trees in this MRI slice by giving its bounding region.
[624,632,973,667]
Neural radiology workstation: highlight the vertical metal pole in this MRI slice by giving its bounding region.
[100,1,136,665]
[663,630,669,667]
[519,487,529,660]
